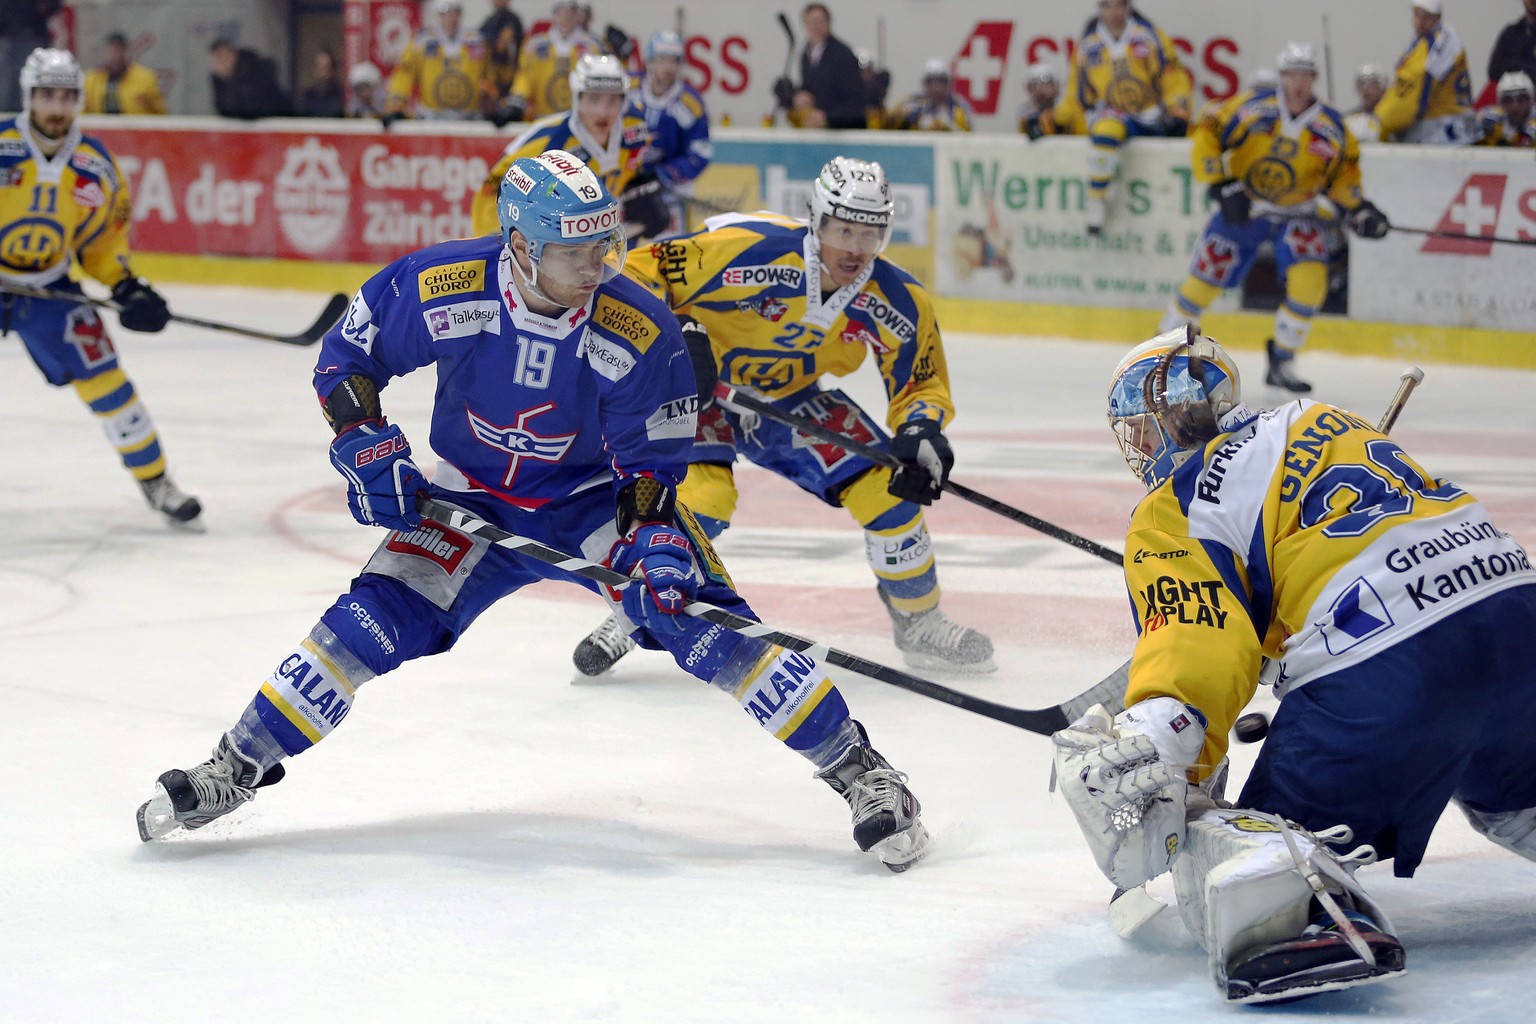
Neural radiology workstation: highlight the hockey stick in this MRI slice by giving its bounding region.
[714,382,1125,567]
[0,282,348,346]
[417,495,1091,735]
[1390,225,1536,248]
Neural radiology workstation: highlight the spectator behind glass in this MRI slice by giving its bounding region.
[0,0,61,111]
[84,32,167,114]
[209,37,294,119]
[1489,0,1536,86]
[298,48,345,118]
[780,3,866,128]
[481,1,524,119]
[346,61,386,118]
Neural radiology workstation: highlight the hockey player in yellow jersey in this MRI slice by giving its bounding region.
[572,156,995,678]
[887,61,975,132]
[1052,328,1536,1003]
[472,54,654,242]
[1476,71,1536,147]
[1374,0,1475,144]
[1159,43,1391,395]
[1056,0,1192,233]
[382,1,490,122]
[500,0,602,123]
[0,49,199,526]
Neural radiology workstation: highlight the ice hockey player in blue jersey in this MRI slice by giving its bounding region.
[627,31,713,238]
[134,151,931,872]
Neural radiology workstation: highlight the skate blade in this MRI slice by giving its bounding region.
[1228,966,1403,1005]
[873,820,934,873]
[136,784,180,842]
[900,651,998,675]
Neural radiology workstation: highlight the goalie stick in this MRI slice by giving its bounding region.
[417,496,1117,736]
[0,282,349,346]
[713,382,1124,566]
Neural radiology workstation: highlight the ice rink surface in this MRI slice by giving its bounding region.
[3,284,1534,1023]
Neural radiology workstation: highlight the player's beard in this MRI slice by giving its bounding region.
[30,112,73,142]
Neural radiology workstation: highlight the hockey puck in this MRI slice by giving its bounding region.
[1235,712,1270,743]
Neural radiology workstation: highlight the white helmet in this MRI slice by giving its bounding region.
[1276,42,1319,75]
[20,48,85,115]
[1356,64,1390,87]
[1107,326,1244,490]
[348,61,382,88]
[1249,68,1279,91]
[1026,62,1059,87]
[1497,70,1534,99]
[921,58,951,83]
[569,53,628,99]
[809,156,894,253]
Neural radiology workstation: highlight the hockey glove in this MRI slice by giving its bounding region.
[679,316,719,407]
[609,523,701,637]
[1050,696,1207,889]
[772,76,795,110]
[887,418,954,505]
[1346,200,1391,240]
[110,277,171,333]
[1208,180,1251,226]
[328,420,427,531]
[1161,115,1189,137]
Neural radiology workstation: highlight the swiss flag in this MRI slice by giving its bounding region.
[951,22,1014,116]
[1421,174,1508,256]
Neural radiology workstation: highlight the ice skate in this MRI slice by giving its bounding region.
[572,612,637,677]
[137,734,284,841]
[1264,339,1312,394]
[140,472,204,526]
[1225,904,1406,1004]
[1085,195,1107,236]
[880,589,996,673]
[816,723,932,872]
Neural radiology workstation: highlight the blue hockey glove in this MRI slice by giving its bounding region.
[887,418,954,505]
[328,421,427,530]
[609,523,701,637]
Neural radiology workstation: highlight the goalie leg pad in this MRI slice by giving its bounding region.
[1455,798,1536,862]
[1172,807,1401,1002]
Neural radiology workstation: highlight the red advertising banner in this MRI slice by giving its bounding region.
[89,124,506,265]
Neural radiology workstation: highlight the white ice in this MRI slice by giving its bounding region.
[3,284,1534,1023]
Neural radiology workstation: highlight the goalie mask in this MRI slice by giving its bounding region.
[1108,326,1243,490]
[809,156,894,257]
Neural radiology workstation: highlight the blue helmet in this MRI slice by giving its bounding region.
[1107,327,1243,490]
[497,150,626,279]
[646,31,685,63]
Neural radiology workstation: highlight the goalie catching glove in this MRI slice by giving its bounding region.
[1051,696,1208,889]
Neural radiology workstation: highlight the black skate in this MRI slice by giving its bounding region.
[880,589,995,673]
[572,612,637,677]
[1265,339,1313,394]
[137,734,284,841]
[816,723,932,872]
[1226,907,1406,1003]
[140,472,203,526]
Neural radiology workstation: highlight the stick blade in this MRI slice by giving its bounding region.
[287,293,350,346]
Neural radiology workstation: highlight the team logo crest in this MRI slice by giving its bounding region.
[466,402,578,488]
[736,296,789,321]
